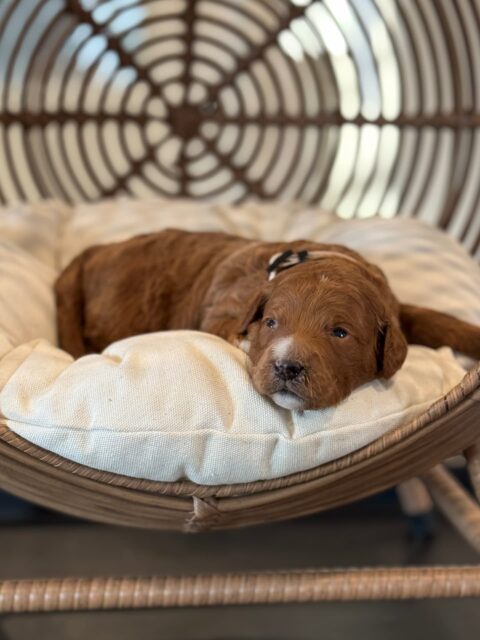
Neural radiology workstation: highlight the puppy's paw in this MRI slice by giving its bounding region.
[232,335,251,354]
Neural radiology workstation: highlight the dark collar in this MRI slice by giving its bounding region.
[267,248,362,281]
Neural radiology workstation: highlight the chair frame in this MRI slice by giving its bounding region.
[1,366,480,612]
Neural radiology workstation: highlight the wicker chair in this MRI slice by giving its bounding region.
[1,0,480,613]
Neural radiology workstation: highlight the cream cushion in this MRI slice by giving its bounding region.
[0,243,56,352]
[318,217,480,325]
[0,199,476,484]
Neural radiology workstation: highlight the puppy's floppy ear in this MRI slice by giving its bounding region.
[376,317,408,379]
[238,288,267,335]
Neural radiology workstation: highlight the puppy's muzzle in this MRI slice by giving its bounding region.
[274,360,304,381]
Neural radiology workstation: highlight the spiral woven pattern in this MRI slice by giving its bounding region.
[1,0,480,256]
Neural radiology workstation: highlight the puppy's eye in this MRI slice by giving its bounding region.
[264,317,277,329]
[331,327,348,339]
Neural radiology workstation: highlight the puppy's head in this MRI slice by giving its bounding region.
[237,253,407,411]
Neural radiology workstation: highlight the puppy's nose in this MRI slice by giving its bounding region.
[274,360,304,381]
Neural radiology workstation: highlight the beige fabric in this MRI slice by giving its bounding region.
[60,198,338,267]
[319,217,480,325]
[0,198,477,484]
[0,242,57,348]
[0,335,466,484]
[0,200,70,268]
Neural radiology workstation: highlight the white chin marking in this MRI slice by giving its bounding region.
[272,336,294,360]
[272,391,305,411]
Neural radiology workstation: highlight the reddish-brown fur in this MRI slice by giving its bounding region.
[55,229,480,410]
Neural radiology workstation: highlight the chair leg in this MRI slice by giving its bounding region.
[465,440,480,501]
[396,478,435,541]
[422,464,480,553]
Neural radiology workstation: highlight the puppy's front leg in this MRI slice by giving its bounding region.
[200,314,244,346]
[201,287,266,350]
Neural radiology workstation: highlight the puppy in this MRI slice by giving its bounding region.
[55,229,480,411]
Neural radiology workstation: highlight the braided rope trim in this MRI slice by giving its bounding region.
[1,566,480,612]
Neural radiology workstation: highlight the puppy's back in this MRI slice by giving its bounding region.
[55,229,249,356]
